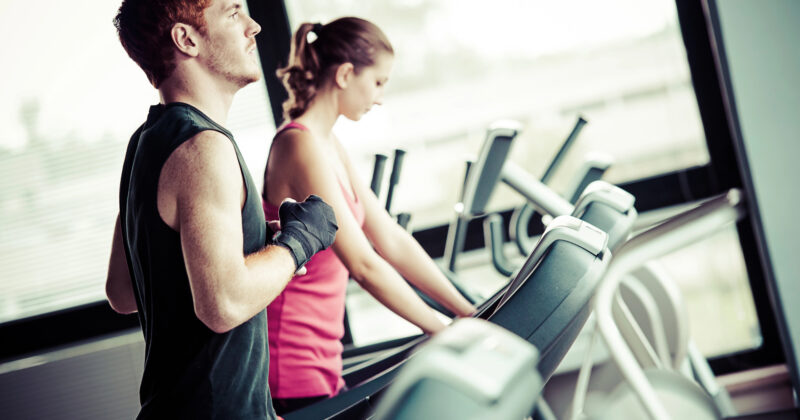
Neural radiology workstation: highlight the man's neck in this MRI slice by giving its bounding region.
[158,71,238,126]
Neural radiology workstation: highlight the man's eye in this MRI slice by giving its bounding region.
[231,11,239,19]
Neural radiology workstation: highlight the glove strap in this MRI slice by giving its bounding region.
[273,231,309,269]
[265,221,276,246]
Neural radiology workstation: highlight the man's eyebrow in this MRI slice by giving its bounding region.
[225,2,242,12]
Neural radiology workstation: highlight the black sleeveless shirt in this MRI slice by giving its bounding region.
[119,103,275,419]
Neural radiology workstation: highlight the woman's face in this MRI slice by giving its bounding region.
[339,52,394,121]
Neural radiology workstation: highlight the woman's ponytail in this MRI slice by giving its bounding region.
[277,22,321,121]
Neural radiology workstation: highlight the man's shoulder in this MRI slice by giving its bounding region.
[168,129,236,170]
[159,128,241,212]
[138,104,231,159]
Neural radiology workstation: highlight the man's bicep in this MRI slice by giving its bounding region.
[172,133,246,299]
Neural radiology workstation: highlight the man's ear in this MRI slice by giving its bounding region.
[334,62,355,89]
[171,23,200,57]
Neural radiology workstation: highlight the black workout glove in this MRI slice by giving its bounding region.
[273,195,338,269]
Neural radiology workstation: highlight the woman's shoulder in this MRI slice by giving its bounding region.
[271,125,332,180]
[272,124,316,156]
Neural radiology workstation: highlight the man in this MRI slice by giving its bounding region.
[105,0,337,418]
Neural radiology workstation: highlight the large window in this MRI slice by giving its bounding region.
[285,0,762,357]
[286,0,709,229]
[0,1,274,324]
[0,0,765,365]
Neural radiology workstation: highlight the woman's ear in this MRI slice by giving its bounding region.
[171,23,200,57]
[334,62,355,89]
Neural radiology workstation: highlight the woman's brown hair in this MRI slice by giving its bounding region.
[277,17,393,121]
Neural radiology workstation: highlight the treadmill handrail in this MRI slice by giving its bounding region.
[565,152,613,204]
[443,121,520,272]
[484,213,516,277]
[507,179,636,260]
[510,157,614,258]
[370,153,388,196]
[540,116,588,185]
[501,161,574,217]
[592,189,744,420]
[462,121,521,216]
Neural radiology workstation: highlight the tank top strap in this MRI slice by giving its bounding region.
[276,121,309,137]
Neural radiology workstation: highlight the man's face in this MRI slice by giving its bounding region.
[199,0,262,88]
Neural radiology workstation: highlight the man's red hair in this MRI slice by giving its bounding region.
[114,0,211,88]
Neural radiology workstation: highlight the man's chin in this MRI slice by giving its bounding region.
[246,73,262,85]
[237,72,262,88]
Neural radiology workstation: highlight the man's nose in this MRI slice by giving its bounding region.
[248,16,261,37]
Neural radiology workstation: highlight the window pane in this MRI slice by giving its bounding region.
[0,1,274,323]
[285,1,764,357]
[656,225,761,357]
[285,0,709,228]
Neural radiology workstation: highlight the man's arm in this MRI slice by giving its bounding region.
[106,214,138,314]
[161,130,308,333]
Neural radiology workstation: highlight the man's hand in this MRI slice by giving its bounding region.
[273,195,338,270]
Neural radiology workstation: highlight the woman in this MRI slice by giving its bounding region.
[262,17,476,415]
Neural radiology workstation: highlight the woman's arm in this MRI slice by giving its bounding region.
[271,131,447,334]
[340,144,476,317]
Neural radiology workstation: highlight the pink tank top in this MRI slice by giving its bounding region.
[263,121,366,399]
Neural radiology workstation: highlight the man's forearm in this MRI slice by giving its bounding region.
[195,244,297,334]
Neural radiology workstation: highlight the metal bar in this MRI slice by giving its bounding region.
[540,116,587,184]
[501,162,574,217]
[594,189,745,420]
[370,154,388,196]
